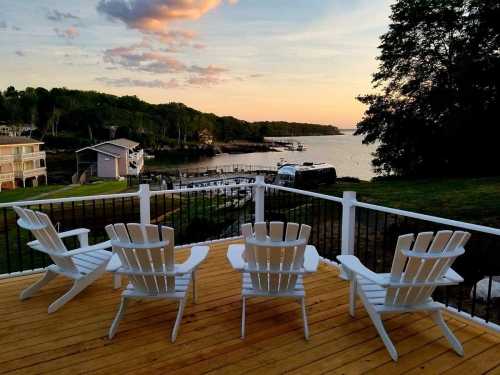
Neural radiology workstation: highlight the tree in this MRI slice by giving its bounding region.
[356,0,500,177]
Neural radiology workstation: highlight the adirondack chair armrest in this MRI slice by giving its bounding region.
[57,228,91,239]
[337,255,389,286]
[176,245,209,274]
[27,228,91,249]
[303,245,320,273]
[444,267,464,283]
[227,244,246,271]
[61,241,112,257]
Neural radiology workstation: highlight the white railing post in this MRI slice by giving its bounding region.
[254,175,265,222]
[139,184,151,225]
[340,191,356,279]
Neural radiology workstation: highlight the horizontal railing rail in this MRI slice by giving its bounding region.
[0,191,140,208]
[355,201,500,236]
[18,151,46,161]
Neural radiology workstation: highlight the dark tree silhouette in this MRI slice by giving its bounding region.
[356,0,500,177]
[0,87,340,150]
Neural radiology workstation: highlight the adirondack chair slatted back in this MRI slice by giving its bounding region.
[385,230,470,306]
[105,223,175,295]
[13,206,79,274]
[242,222,311,293]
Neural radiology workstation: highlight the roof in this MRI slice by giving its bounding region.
[0,136,43,146]
[76,138,139,154]
[103,138,139,149]
[76,146,120,158]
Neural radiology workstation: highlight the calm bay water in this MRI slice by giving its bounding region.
[151,131,377,181]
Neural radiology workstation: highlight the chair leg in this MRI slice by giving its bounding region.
[241,296,246,339]
[113,274,122,289]
[349,278,357,317]
[171,297,187,343]
[20,270,57,300]
[192,271,197,304]
[48,278,89,314]
[301,297,309,340]
[430,310,464,356]
[369,311,398,361]
[109,296,129,339]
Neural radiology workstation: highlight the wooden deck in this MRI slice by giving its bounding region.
[0,239,499,374]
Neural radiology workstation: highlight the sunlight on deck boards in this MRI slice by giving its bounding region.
[0,239,499,374]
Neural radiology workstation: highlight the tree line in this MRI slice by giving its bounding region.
[0,86,340,150]
[356,0,500,177]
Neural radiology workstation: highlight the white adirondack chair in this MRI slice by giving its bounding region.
[227,221,320,339]
[13,206,112,313]
[337,230,470,361]
[105,223,209,342]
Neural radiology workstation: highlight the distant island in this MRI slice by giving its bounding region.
[0,86,342,153]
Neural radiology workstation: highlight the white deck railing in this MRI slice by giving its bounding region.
[0,177,499,331]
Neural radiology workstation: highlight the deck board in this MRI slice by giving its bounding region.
[0,239,498,374]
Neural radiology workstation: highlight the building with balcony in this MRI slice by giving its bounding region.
[0,136,47,191]
[76,138,144,179]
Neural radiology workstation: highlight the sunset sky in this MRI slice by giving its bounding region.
[0,0,393,128]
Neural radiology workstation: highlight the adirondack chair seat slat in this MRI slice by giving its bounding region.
[228,221,318,340]
[73,251,112,274]
[105,223,209,342]
[242,274,304,286]
[13,206,112,313]
[337,230,470,361]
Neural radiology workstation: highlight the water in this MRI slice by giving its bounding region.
[150,130,377,181]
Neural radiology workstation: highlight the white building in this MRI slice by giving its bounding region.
[0,136,47,191]
[76,138,144,179]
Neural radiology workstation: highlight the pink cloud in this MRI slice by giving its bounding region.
[103,44,229,85]
[103,46,187,73]
[187,75,222,86]
[96,76,179,89]
[97,0,235,33]
[193,43,206,49]
[54,26,80,39]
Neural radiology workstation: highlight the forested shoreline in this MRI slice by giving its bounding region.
[0,86,341,150]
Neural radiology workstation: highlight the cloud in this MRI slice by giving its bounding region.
[193,43,206,49]
[47,9,80,22]
[54,26,80,40]
[103,46,187,73]
[15,50,25,57]
[186,64,228,86]
[96,0,234,33]
[188,65,228,76]
[103,44,227,76]
[187,75,222,86]
[96,76,179,89]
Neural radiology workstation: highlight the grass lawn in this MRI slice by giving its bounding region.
[46,180,130,199]
[0,180,131,204]
[318,177,500,228]
[0,185,64,204]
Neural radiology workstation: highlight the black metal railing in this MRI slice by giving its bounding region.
[353,206,500,324]
[150,184,255,245]
[0,196,141,274]
[264,187,343,260]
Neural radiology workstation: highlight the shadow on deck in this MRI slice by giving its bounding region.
[0,239,499,374]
